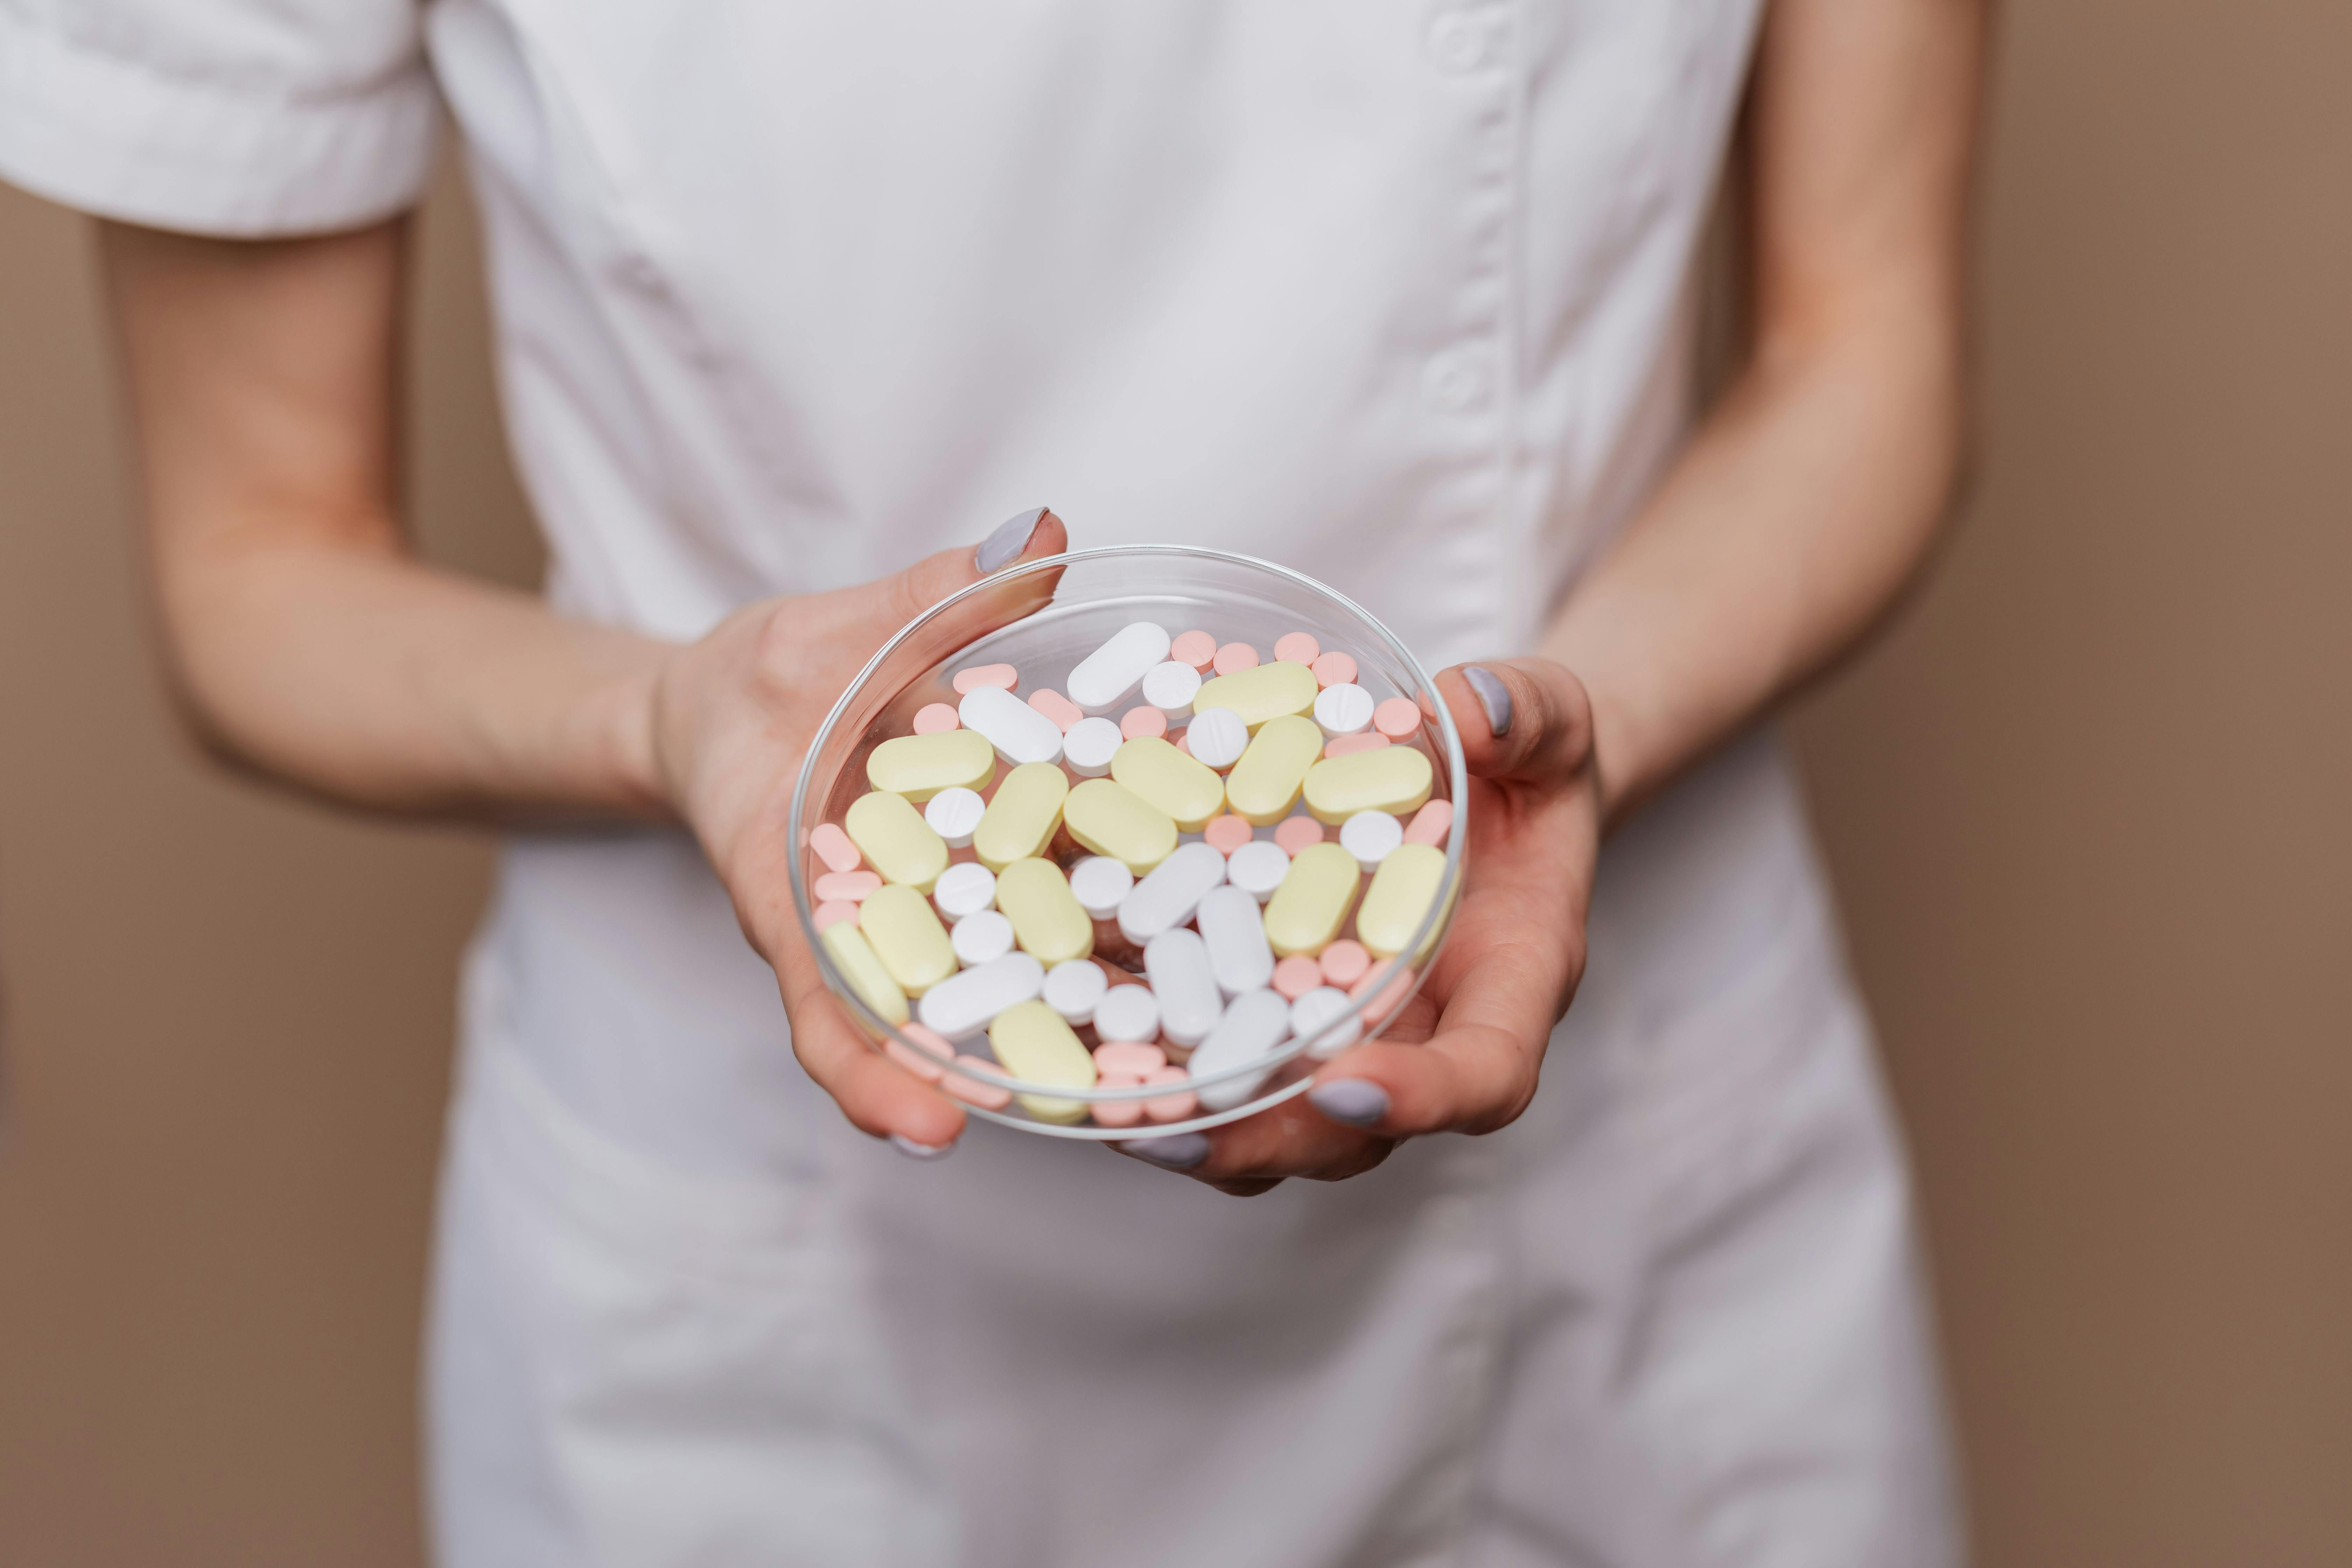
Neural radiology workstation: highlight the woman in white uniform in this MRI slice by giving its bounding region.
[1,0,1983,1561]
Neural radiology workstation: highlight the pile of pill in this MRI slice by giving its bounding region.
[806,624,1453,1128]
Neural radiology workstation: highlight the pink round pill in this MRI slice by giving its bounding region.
[1202,813,1254,855]
[813,899,861,931]
[1027,688,1085,732]
[1119,705,1167,741]
[1091,1072,1147,1128]
[1273,632,1321,665]
[1273,816,1325,855]
[1373,697,1424,739]
[1403,798,1455,846]
[1093,1040,1168,1077]
[809,822,863,875]
[1273,954,1325,1000]
[1349,962,1416,1024]
[1169,630,1218,671]
[1324,732,1391,759]
[813,869,882,902]
[1212,642,1260,676]
[1310,651,1358,689]
[1318,939,1371,988]
[951,663,1019,694]
[911,702,961,734]
[1141,1065,1199,1123]
[941,1057,1014,1110]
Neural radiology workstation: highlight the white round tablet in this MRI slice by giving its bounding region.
[1224,839,1291,901]
[1091,983,1161,1043]
[950,909,1016,967]
[1141,659,1203,720]
[1184,707,1250,770]
[1063,716,1124,778]
[1289,986,1363,1060]
[1312,682,1376,738]
[1042,959,1110,1023]
[1067,855,1135,918]
[1338,809,1404,870]
[932,861,998,921]
[924,786,986,848]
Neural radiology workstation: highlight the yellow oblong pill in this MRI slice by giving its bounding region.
[844,790,950,891]
[1302,744,1434,826]
[866,729,995,802]
[858,883,959,995]
[1224,714,1325,826]
[988,999,1097,1124]
[1109,737,1225,832]
[1264,841,1363,957]
[1192,660,1319,732]
[1062,778,1178,875]
[994,858,1096,965]
[973,762,1069,870]
[820,919,909,1025]
[1353,842,1448,961]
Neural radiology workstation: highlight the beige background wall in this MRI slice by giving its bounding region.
[2,3,2346,1563]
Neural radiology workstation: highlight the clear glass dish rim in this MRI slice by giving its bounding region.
[785,544,1470,1140]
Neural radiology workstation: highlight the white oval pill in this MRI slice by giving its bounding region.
[950,909,1016,967]
[1062,716,1124,778]
[1312,682,1377,738]
[1115,840,1229,946]
[958,684,1065,766]
[1092,984,1162,1043]
[1141,659,1203,721]
[1188,988,1290,1111]
[1068,622,1173,713]
[1224,839,1291,901]
[916,951,1045,1041]
[1042,959,1109,1024]
[932,861,998,921]
[1196,884,1276,997]
[924,786,986,848]
[1144,929,1224,1048]
[1067,856,1135,918]
[1338,808,1405,869]
[1184,707,1250,770]
[1289,986,1362,1060]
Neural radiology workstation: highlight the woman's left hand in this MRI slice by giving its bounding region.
[1117,658,1601,1195]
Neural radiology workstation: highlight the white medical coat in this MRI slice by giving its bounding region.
[0,1,1963,1562]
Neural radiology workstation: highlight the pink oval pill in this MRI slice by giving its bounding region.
[1028,688,1085,732]
[941,1057,1014,1111]
[813,899,861,931]
[1119,705,1167,741]
[1324,731,1391,759]
[1202,813,1254,855]
[1091,1071,1147,1128]
[1373,698,1424,739]
[1349,961,1416,1024]
[1273,816,1325,855]
[809,822,863,875]
[884,1035,947,1083]
[1403,798,1454,846]
[1170,630,1218,671]
[952,663,1019,694]
[1273,954,1324,1000]
[1310,652,1357,689]
[1141,1065,1199,1123]
[1273,632,1321,665]
[911,702,961,734]
[1093,1040,1168,1077]
[1318,939,1371,988]
[814,870,882,903]
[1212,642,1260,676]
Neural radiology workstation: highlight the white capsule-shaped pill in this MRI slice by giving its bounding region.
[1067,622,1173,714]
[1338,808,1405,870]
[1062,716,1124,778]
[1312,682,1377,738]
[1289,986,1363,1060]
[1042,959,1109,1024]
[1141,659,1203,721]
[1145,929,1224,1048]
[951,909,1016,967]
[1188,988,1291,1111]
[917,950,1046,1042]
[1066,856,1135,919]
[1196,884,1276,997]
[1091,983,1161,1044]
[1116,840,1229,946]
[1184,707,1250,770]
[924,786,986,848]
[932,861,998,921]
[958,684,1065,766]
[1224,839,1292,901]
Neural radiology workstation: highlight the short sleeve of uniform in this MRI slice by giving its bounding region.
[0,0,437,236]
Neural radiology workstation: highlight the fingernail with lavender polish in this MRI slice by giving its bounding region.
[1127,1132,1211,1169]
[975,507,1047,573]
[1462,665,1513,738]
[891,1133,957,1161]
[1308,1078,1391,1128]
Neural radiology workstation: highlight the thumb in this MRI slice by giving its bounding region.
[1433,658,1594,785]
[828,506,1070,652]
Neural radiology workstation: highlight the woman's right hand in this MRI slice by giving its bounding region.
[643,508,1068,1155]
